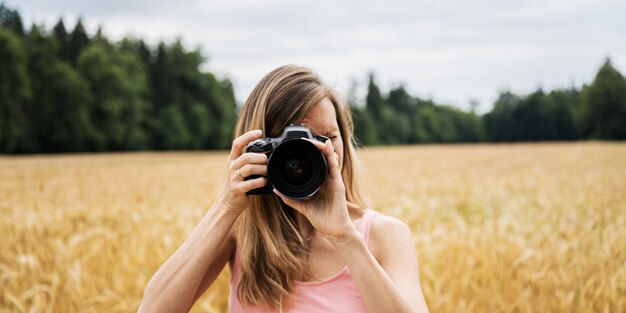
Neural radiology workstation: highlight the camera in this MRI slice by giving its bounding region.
[244,125,329,199]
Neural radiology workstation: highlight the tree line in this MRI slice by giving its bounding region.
[1,4,625,154]
[352,60,626,145]
[1,4,236,153]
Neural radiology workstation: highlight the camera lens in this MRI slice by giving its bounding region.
[281,154,312,185]
[267,139,327,199]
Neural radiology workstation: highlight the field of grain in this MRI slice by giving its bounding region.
[1,142,625,312]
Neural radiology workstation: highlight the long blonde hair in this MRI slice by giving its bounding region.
[234,65,367,309]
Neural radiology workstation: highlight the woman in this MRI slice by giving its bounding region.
[138,65,430,312]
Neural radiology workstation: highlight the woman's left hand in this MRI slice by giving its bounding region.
[273,138,355,241]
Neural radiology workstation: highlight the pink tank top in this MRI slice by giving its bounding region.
[228,208,379,313]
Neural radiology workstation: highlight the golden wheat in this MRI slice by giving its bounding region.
[1,142,625,312]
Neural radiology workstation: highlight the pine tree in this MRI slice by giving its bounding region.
[0,4,25,35]
[68,18,90,64]
[0,28,30,152]
[366,73,384,118]
[580,58,626,139]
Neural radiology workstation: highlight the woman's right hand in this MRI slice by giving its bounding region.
[216,129,269,215]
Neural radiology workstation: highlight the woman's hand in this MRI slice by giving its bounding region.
[273,138,355,241]
[216,129,269,216]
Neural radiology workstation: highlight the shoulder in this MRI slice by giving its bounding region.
[368,212,415,265]
[369,212,413,241]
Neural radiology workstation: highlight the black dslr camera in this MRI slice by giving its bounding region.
[245,125,329,199]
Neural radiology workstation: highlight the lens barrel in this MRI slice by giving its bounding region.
[267,138,327,199]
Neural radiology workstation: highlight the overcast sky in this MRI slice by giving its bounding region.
[8,0,626,113]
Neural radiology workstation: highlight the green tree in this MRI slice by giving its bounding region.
[387,85,413,115]
[77,42,151,150]
[147,40,235,149]
[484,91,521,141]
[412,104,434,143]
[0,4,24,35]
[446,106,484,142]
[383,86,413,144]
[513,89,545,141]
[44,63,95,151]
[155,104,191,149]
[119,37,152,68]
[67,18,90,64]
[363,74,383,144]
[379,106,411,144]
[52,18,71,61]
[208,76,237,148]
[0,28,30,152]
[366,73,384,118]
[25,25,97,152]
[542,89,578,140]
[579,59,626,139]
[484,88,579,141]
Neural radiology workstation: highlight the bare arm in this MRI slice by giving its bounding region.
[191,224,236,303]
[138,129,269,313]
[328,215,429,313]
[137,205,238,312]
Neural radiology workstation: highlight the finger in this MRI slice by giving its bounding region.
[304,138,336,158]
[237,176,268,193]
[229,129,263,161]
[230,152,269,171]
[304,138,340,177]
[238,164,268,178]
[303,137,326,150]
[324,140,341,178]
[324,139,340,168]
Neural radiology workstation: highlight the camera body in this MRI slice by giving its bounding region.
[245,125,329,199]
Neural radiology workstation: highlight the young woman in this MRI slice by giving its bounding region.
[138,65,430,313]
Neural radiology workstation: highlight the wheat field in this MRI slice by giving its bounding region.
[1,142,625,312]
